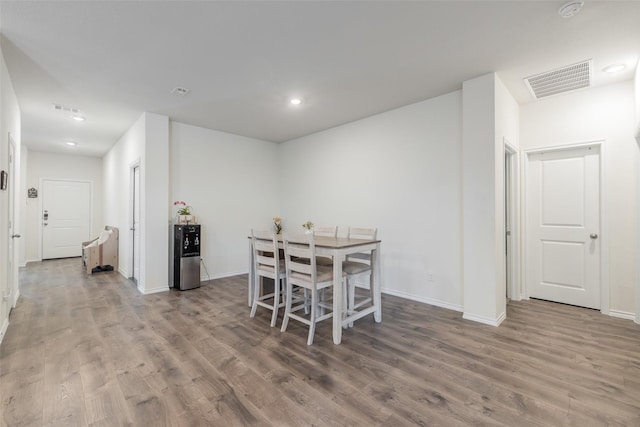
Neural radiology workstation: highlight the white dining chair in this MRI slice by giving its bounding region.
[281,232,344,345]
[313,225,337,266]
[342,227,377,327]
[250,229,287,327]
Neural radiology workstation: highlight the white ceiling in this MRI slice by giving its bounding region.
[1,1,639,157]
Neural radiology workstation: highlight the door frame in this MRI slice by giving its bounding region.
[504,139,521,301]
[129,159,141,283]
[38,177,93,261]
[522,140,609,315]
[8,134,18,308]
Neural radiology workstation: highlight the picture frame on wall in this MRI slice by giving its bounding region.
[0,170,7,190]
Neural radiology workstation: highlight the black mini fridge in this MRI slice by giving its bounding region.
[173,224,201,290]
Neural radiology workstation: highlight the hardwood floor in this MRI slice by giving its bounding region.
[1,258,639,426]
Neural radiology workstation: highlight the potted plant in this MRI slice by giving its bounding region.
[174,201,194,224]
[273,217,282,234]
[302,220,314,234]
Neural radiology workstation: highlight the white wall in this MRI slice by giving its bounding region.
[103,112,170,294]
[520,81,638,317]
[461,73,519,326]
[280,91,464,311]
[0,45,21,343]
[170,122,280,280]
[23,150,103,263]
[636,62,640,324]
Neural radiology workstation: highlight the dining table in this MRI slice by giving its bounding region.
[248,234,382,344]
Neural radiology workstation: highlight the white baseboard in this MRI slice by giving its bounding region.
[0,317,9,346]
[12,289,20,308]
[137,284,170,295]
[381,287,464,313]
[463,310,506,327]
[204,270,248,281]
[609,309,635,321]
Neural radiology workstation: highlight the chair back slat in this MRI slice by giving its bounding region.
[347,227,377,263]
[313,225,337,238]
[282,232,317,286]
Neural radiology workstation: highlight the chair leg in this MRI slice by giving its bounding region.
[280,280,292,333]
[250,275,261,318]
[307,288,317,346]
[270,278,281,327]
[347,280,356,328]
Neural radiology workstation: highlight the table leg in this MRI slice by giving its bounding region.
[333,255,343,344]
[373,244,382,322]
[248,240,254,307]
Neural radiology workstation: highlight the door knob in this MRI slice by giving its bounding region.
[11,234,20,238]
[44,223,48,226]
[590,233,598,239]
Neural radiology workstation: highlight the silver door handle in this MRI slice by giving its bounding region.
[11,234,20,238]
[590,233,598,239]
[44,223,48,226]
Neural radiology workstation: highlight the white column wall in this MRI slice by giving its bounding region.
[143,113,169,293]
[103,112,170,294]
[520,81,637,318]
[461,73,504,325]
[280,92,464,311]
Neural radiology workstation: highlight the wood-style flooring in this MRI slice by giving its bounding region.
[1,258,639,426]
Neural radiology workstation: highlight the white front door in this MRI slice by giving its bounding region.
[42,179,91,259]
[526,145,600,309]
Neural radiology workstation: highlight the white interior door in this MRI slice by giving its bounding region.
[526,145,600,309]
[8,136,19,308]
[132,165,141,282]
[42,179,91,259]
[1,135,16,334]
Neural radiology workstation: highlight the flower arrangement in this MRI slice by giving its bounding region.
[273,217,282,234]
[302,220,314,231]
[173,200,192,216]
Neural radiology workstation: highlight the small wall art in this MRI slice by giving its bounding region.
[28,187,38,198]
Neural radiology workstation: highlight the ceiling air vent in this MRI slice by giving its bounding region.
[524,60,592,100]
[52,103,80,114]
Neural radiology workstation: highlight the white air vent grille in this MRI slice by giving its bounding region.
[524,60,592,100]
[52,103,80,114]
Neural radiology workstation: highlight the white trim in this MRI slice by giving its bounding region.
[609,309,635,321]
[129,159,141,284]
[522,140,609,314]
[381,287,464,313]
[463,310,506,327]
[12,289,19,308]
[137,284,170,295]
[212,270,250,281]
[504,139,522,301]
[0,317,8,346]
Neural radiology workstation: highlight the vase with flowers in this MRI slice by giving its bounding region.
[174,200,195,224]
[273,217,282,234]
[302,220,314,234]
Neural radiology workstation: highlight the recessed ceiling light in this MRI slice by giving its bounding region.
[602,64,626,73]
[558,1,584,18]
[72,115,85,122]
[290,98,302,105]
[66,141,77,146]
